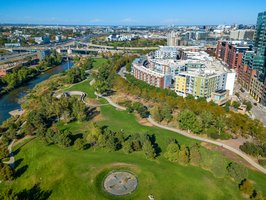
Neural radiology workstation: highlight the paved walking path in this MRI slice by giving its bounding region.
[3,140,15,167]
[95,92,126,111]
[95,92,266,174]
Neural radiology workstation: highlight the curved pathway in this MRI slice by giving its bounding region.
[94,92,126,111]
[95,92,266,174]
[56,91,110,107]
[3,140,15,167]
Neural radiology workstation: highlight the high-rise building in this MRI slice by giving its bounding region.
[253,11,266,78]
[215,41,251,71]
[229,30,255,40]
[238,11,266,106]
[167,31,181,46]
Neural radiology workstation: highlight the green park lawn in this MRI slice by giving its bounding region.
[4,138,244,200]
[91,57,109,70]
[1,69,265,199]
[2,97,265,200]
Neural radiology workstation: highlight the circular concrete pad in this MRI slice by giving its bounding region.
[103,171,138,196]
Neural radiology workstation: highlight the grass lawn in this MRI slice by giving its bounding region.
[64,80,96,98]
[91,58,109,70]
[2,79,266,200]
[3,138,246,200]
[2,101,265,199]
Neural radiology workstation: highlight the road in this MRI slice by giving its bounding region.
[235,83,266,126]
[95,92,266,174]
[87,43,159,50]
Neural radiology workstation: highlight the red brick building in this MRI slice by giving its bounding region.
[238,64,257,90]
[132,62,165,88]
[215,41,250,72]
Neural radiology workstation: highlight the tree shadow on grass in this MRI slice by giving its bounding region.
[149,134,162,157]
[17,183,52,200]
[87,107,100,121]
[12,148,20,156]
[14,158,23,169]
[13,137,37,156]
[69,133,83,145]
[15,165,28,178]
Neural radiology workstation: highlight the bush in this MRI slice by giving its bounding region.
[232,101,241,109]
[227,162,248,182]
[258,159,266,167]
[206,127,219,139]
[74,138,86,150]
[142,140,156,159]
[0,163,14,181]
[240,142,265,157]
[164,142,180,162]
[239,179,254,195]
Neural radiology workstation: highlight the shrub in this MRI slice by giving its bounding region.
[240,142,265,157]
[206,127,219,139]
[239,179,254,195]
[142,140,156,159]
[258,159,266,167]
[227,162,248,182]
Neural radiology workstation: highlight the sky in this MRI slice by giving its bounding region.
[0,0,265,26]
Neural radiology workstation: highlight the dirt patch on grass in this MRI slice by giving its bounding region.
[134,114,153,127]
[201,142,257,171]
[85,98,100,106]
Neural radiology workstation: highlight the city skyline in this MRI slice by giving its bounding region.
[0,0,265,26]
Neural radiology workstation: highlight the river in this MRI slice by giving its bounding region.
[0,61,74,124]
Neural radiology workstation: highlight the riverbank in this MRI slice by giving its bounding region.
[0,61,74,124]
[0,62,67,97]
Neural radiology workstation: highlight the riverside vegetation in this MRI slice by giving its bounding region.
[0,50,63,96]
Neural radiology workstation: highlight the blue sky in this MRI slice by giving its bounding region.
[0,0,265,25]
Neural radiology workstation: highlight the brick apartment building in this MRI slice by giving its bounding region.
[215,40,251,72]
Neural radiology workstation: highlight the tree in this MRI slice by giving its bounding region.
[164,142,180,162]
[178,110,197,131]
[232,101,241,109]
[0,163,14,181]
[93,80,109,95]
[250,190,264,200]
[200,111,213,129]
[58,131,72,147]
[150,106,163,122]
[0,188,18,200]
[239,179,254,195]
[226,162,248,182]
[243,100,252,111]
[142,140,156,159]
[0,143,9,160]
[215,116,226,135]
[131,140,142,151]
[86,124,102,146]
[224,101,231,112]
[123,140,133,154]
[74,138,86,150]
[179,145,190,164]
[189,143,202,166]
[160,104,173,122]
